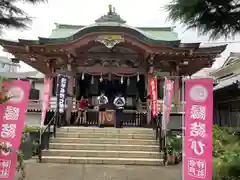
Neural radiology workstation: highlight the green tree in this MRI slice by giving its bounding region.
[0,0,46,33]
[165,0,240,39]
[0,1,46,179]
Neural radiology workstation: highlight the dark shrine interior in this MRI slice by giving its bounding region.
[76,74,146,103]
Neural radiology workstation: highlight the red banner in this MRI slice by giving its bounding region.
[0,80,30,179]
[149,77,158,117]
[184,79,213,180]
[41,77,52,126]
[162,78,174,131]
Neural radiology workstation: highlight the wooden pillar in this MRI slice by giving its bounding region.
[75,76,80,100]
[146,73,153,125]
[66,75,74,125]
[172,65,180,111]
[175,66,180,104]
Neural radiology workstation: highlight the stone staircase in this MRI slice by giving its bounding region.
[41,127,163,165]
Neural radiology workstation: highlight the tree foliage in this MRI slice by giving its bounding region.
[165,0,240,39]
[0,77,10,104]
[0,0,46,33]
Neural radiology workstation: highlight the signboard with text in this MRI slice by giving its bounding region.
[0,80,30,179]
[184,79,213,180]
[149,77,158,117]
[56,75,68,114]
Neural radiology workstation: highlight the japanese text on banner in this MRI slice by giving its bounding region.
[149,78,158,117]
[184,79,213,180]
[0,80,30,179]
[57,75,68,114]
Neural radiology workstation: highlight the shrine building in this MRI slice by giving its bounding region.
[0,5,226,129]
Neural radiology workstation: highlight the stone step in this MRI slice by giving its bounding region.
[58,127,153,134]
[51,137,158,145]
[56,132,155,140]
[42,149,163,159]
[49,143,159,152]
[41,156,163,165]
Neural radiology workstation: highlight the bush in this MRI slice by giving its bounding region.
[23,125,40,133]
[166,125,240,179]
[167,134,182,156]
[213,155,240,180]
[21,125,41,158]
[212,125,239,157]
[212,125,240,180]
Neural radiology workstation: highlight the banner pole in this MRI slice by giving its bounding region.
[163,77,167,166]
[181,76,185,180]
[55,74,60,127]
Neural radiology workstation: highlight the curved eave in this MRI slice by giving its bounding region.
[0,25,181,48]
[0,38,227,57]
[194,45,227,55]
[180,43,201,49]
[0,39,22,47]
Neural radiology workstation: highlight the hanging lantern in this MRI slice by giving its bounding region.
[91,76,94,84]
[127,77,130,86]
[120,76,124,84]
[99,74,103,82]
[81,72,85,80]
[137,73,140,82]
[67,64,71,71]
[108,73,111,81]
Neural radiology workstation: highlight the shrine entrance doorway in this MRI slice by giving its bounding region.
[99,77,126,106]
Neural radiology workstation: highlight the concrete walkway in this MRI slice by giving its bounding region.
[15,160,182,180]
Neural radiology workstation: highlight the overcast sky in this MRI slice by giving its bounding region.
[1,0,240,72]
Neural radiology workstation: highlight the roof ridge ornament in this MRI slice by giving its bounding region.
[95,4,126,24]
[95,35,124,49]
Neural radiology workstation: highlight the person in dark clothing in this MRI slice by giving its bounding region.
[113,93,125,128]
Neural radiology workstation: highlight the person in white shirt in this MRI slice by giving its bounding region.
[113,93,125,128]
[97,92,108,127]
[97,92,108,105]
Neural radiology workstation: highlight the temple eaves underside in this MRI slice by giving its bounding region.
[0,32,227,76]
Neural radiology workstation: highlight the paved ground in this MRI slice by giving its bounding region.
[15,160,182,180]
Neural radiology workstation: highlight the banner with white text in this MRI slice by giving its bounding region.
[0,80,30,179]
[149,77,158,117]
[184,79,213,180]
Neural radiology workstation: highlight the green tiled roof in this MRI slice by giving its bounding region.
[49,24,84,38]
[0,6,180,47]
[49,5,178,41]
[49,23,178,41]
